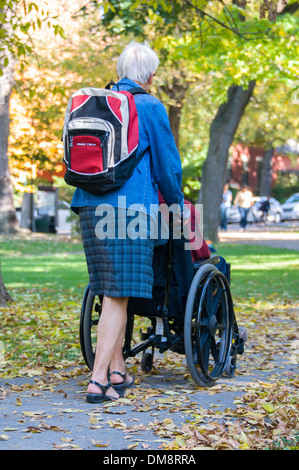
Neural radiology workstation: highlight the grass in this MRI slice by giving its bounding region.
[0,235,88,373]
[268,433,299,450]
[215,243,299,301]
[0,234,88,298]
[1,235,298,302]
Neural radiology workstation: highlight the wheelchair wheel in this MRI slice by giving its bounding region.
[79,285,101,371]
[184,264,234,387]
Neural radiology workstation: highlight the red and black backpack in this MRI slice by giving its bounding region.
[62,82,147,194]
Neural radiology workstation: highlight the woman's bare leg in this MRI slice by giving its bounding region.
[109,319,134,386]
[87,296,128,398]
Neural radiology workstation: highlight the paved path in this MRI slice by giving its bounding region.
[218,222,299,251]
[0,357,297,451]
[1,300,298,452]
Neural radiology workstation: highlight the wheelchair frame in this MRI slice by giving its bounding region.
[79,240,244,387]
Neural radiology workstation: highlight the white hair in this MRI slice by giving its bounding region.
[116,42,159,84]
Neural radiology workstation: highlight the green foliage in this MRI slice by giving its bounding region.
[234,80,299,150]
[0,0,65,74]
[97,0,299,194]
[100,0,299,88]
[52,176,75,205]
[6,0,299,200]
[101,0,149,39]
[271,172,299,202]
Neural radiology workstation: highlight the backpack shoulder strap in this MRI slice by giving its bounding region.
[105,82,148,96]
[127,87,148,96]
[105,81,119,90]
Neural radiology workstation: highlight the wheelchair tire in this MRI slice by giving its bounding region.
[184,264,234,387]
[79,285,100,371]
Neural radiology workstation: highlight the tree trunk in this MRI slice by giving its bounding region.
[0,5,18,234]
[0,88,18,233]
[0,3,18,307]
[0,260,13,306]
[159,75,188,150]
[198,81,255,241]
[168,103,183,150]
[259,146,274,197]
[0,69,16,303]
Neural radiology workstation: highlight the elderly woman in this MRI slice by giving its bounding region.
[71,42,185,403]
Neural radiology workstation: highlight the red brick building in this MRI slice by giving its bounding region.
[229,142,299,192]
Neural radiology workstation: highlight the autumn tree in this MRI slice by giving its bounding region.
[94,0,299,240]
[0,0,64,305]
[198,0,299,239]
[9,1,120,194]
[0,0,66,231]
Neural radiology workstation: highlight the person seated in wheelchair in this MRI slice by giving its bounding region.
[145,193,227,320]
[137,193,248,349]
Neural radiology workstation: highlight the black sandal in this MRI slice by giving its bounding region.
[109,370,135,391]
[86,380,124,403]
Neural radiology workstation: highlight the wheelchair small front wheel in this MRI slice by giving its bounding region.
[224,354,237,378]
[141,351,154,372]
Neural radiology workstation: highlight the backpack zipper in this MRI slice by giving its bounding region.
[67,118,115,166]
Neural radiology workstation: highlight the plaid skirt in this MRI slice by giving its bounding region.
[79,206,154,298]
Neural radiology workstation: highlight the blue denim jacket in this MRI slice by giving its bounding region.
[71,78,184,217]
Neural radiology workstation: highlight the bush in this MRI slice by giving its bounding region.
[272,172,299,203]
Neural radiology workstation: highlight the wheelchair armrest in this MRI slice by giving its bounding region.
[193,255,221,270]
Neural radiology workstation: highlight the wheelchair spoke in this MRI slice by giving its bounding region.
[201,297,210,320]
[211,288,222,317]
[210,337,219,362]
[200,334,212,371]
[197,311,209,328]
[201,281,223,321]
[206,281,213,313]
[198,327,210,350]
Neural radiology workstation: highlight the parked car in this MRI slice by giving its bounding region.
[227,197,283,224]
[250,197,283,223]
[281,193,299,221]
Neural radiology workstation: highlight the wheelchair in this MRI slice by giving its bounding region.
[79,237,245,388]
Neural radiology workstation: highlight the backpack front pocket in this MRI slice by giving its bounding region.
[69,131,108,174]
